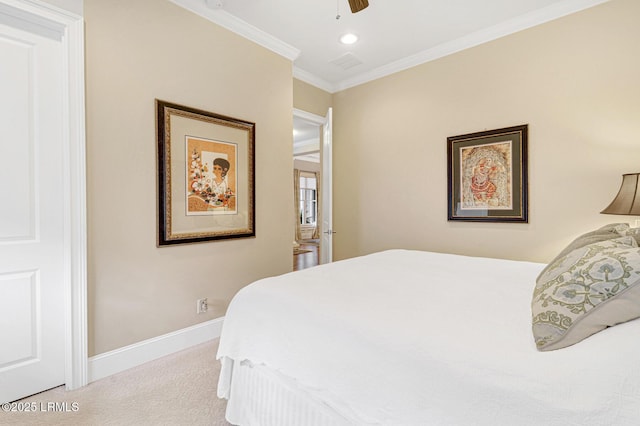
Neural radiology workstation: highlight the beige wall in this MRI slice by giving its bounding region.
[82,0,639,355]
[293,78,332,116]
[332,0,640,263]
[85,0,293,356]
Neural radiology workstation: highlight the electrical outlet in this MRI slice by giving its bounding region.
[197,298,208,314]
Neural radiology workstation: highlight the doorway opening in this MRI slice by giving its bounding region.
[293,108,333,269]
[293,113,321,270]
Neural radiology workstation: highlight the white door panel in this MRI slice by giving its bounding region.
[0,271,37,366]
[320,107,333,264]
[0,21,65,403]
[0,33,33,240]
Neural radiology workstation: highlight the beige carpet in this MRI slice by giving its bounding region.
[2,340,230,426]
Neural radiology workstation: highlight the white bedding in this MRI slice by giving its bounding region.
[217,250,640,425]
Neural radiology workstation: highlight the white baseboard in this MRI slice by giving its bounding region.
[88,317,224,383]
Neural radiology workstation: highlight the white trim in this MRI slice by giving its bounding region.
[168,0,300,61]
[292,67,334,94]
[294,138,320,155]
[292,109,325,164]
[320,108,333,264]
[333,0,611,92]
[88,317,225,383]
[293,109,326,126]
[170,0,609,93]
[174,0,609,93]
[64,10,87,391]
[293,109,324,164]
[0,0,87,392]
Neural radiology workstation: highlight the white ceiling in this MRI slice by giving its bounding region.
[170,0,609,162]
[171,0,609,93]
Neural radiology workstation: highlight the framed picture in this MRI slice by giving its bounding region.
[156,100,255,245]
[447,124,528,223]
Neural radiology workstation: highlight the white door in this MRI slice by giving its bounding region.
[0,20,66,403]
[320,107,333,264]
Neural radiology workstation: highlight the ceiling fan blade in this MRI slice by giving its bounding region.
[348,0,369,13]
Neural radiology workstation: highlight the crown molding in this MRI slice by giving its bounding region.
[294,137,320,153]
[293,67,335,93]
[171,0,610,93]
[332,0,611,92]
[169,0,300,61]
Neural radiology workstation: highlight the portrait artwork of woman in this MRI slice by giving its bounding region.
[186,137,237,215]
[209,157,230,196]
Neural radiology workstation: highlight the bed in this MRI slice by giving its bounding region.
[217,244,640,425]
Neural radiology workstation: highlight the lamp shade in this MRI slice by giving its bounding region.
[601,173,640,215]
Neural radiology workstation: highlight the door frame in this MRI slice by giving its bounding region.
[2,0,88,390]
[293,108,332,263]
[320,107,333,264]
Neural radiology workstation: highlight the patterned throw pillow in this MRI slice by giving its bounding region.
[624,227,640,245]
[532,236,640,351]
[536,223,630,281]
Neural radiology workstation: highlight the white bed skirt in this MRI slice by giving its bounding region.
[218,357,354,426]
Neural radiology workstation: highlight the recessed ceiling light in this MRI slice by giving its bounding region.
[340,33,358,45]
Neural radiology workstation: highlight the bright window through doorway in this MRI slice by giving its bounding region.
[299,172,317,226]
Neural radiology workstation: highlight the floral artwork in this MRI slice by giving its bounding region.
[460,141,512,210]
[186,136,237,215]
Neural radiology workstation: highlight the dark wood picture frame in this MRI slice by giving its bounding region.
[156,100,255,245]
[447,124,528,223]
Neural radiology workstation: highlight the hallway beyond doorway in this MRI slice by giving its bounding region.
[293,241,319,271]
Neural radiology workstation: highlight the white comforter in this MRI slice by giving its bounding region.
[217,250,640,425]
